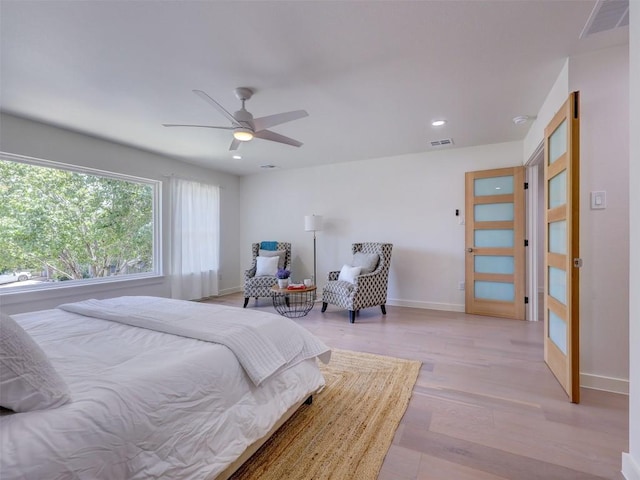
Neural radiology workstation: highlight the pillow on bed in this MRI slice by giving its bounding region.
[338,264,362,284]
[255,255,279,276]
[0,312,71,412]
[259,249,287,269]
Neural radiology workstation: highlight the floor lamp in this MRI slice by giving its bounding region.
[304,214,323,285]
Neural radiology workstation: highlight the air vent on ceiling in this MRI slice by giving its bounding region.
[580,0,629,38]
[430,138,454,147]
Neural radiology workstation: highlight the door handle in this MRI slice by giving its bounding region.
[467,248,474,253]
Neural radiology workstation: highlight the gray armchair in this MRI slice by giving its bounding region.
[321,242,393,323]
[243,242,292,308]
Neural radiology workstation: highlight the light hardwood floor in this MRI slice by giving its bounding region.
[203,293,628,480]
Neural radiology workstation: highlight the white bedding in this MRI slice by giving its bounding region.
[1,299,329,480]
[58,296,331,386]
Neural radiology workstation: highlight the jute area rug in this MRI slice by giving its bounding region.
[230,349,421,480]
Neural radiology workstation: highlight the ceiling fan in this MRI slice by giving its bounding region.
[163,88,308,151]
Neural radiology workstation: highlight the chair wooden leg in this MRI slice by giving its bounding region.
[321,302,328,312]
[349,310,356,323]
[243,297,249,308]
[381,304,386,315]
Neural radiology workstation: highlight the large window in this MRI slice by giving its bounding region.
[0,154,160,290]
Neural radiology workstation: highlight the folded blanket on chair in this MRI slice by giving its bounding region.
[260,241,278,251]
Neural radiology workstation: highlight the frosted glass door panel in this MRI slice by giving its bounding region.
[542,92,578,402]
[466,166,525,320]
[475,255,514,274]
[474,175,514,196]
[549,120,567,165]
[549,266,567,305]
[549,309,567,355]
[474,203,514,221]
[474,229,514,248]
[474,281,515,301]
[549,171,567,209]
[549,221,567,254]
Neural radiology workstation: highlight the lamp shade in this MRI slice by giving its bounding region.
[304,215,323,232]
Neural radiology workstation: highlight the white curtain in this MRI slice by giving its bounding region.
[170,178,220,300]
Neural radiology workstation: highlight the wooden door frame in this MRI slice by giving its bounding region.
[525,143,544,323]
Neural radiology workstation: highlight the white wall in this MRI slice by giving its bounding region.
[523,60,569,161]
[522,44,630,395]
[240,42,633,397]
[0,113,242,314]
[623,2,639,478]
[240,141,522,311]
[568,44,630,392]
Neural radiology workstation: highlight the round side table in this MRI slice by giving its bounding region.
[271,285,317,318]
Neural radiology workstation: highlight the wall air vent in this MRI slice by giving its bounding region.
[580,0,629,38]
[430,138,454,147]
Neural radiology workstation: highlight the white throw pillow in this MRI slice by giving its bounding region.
[0,312,71,412]
[259,249,287,269]
[338,264,362,284]
[255,255,279,276]
[352,252,379,274]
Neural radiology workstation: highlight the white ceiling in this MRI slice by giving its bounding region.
[0,1,629,176]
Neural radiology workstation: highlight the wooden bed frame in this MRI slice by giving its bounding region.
[216,394,313,479]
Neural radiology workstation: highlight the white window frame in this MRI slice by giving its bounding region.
[0,152,162,294]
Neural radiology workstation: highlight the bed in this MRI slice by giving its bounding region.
[0,296,331,479]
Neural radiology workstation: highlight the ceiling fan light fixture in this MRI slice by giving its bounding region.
[165,89,306,148]
[233,128,254,142]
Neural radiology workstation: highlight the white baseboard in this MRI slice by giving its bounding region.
[218,286,242,296]
[387,298,465,312]
[623,453,640,480]
[580,372,629,395]
[220,291,462,313]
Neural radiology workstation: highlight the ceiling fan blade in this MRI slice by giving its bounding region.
[253,110,308,132]
[162,123,234,130]
[254,129,303,147]
[229,138,241,151]
[192,90,240,127]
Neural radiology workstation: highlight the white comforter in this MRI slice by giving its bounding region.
[58,296,331,386]
[1,299,329,480]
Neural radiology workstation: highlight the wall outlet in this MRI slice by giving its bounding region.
[458,281,465,291]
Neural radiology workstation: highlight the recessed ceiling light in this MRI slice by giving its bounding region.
[431,120,447,127]
[512,115,531,125]
[232,155,242,160]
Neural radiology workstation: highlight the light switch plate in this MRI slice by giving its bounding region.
[591,191,606,209]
